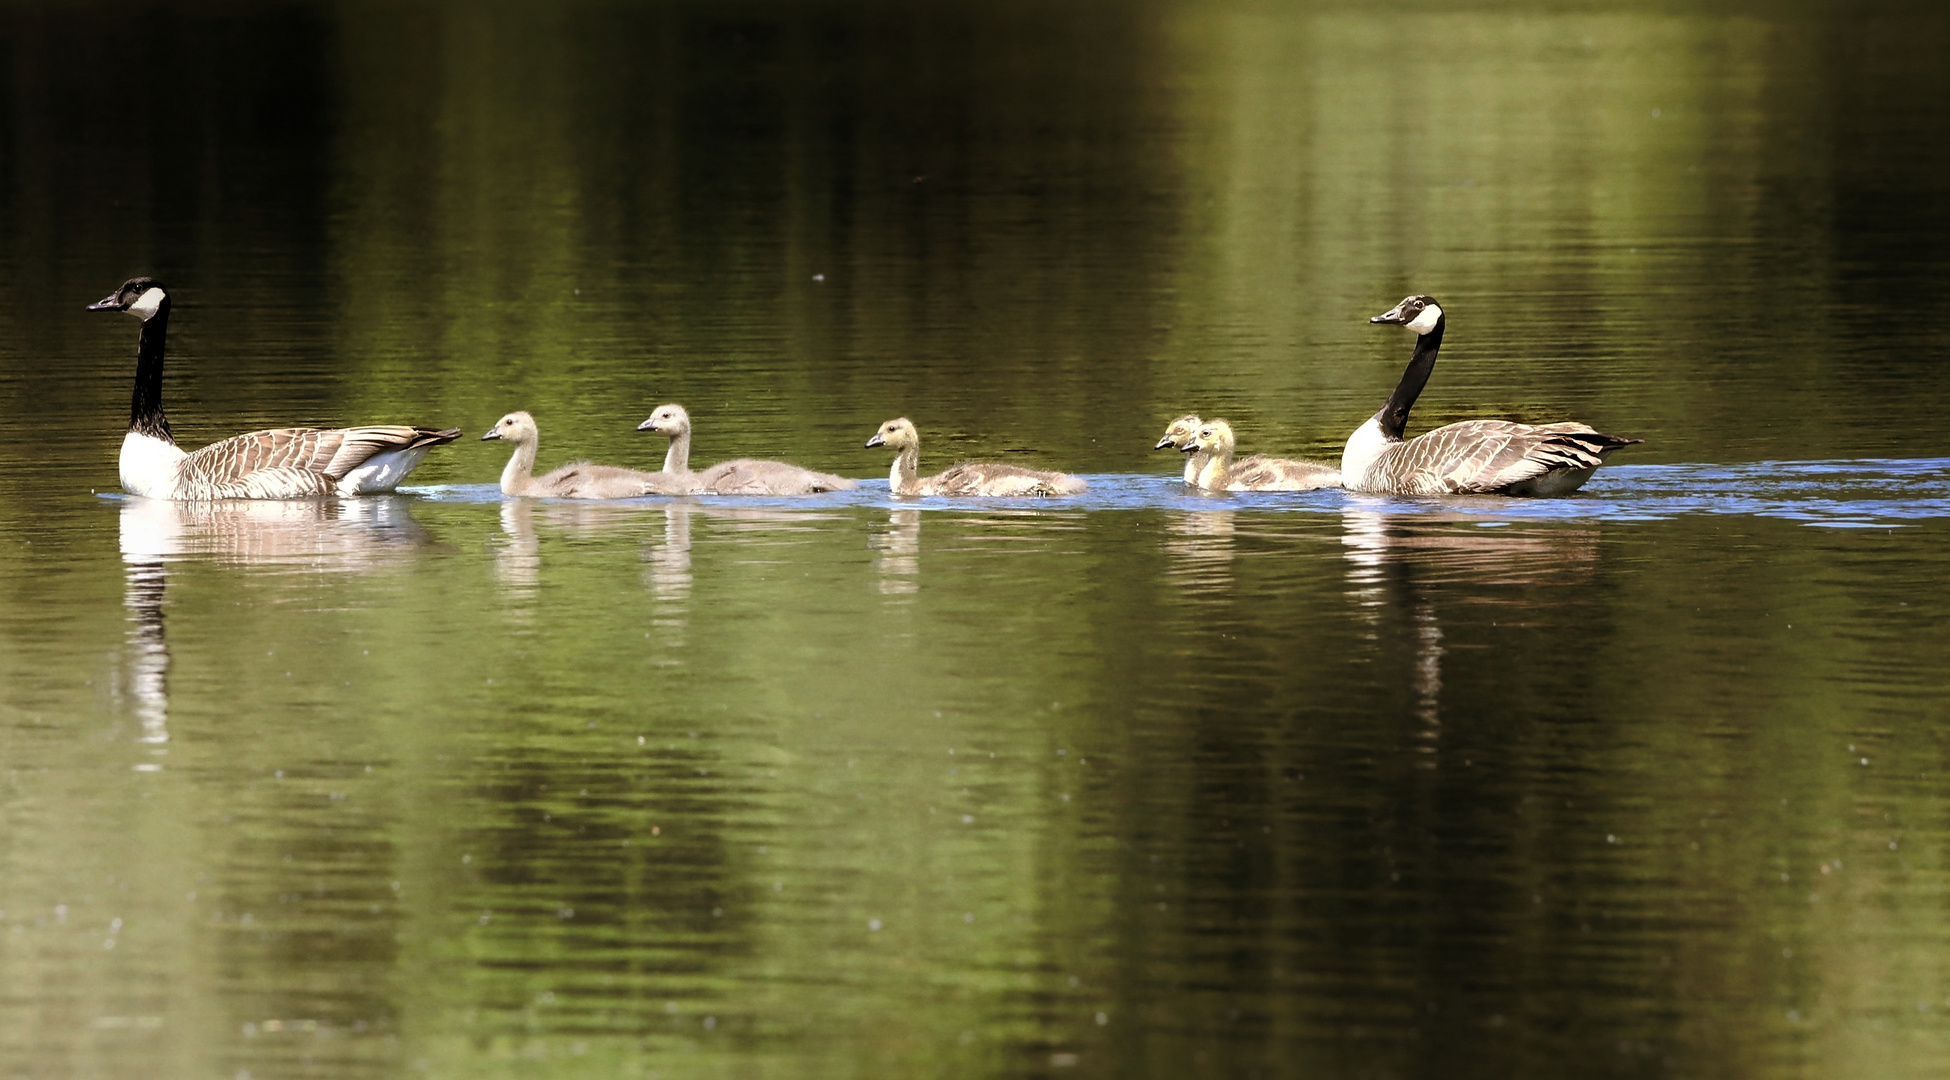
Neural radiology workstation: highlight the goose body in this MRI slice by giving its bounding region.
[1156,414,1205,484]
[865,417,1087,497]
[90,278,459,499]
[483,411,693,499]
[1188,420,1340,492]
[1343,295,1641,496]
[637,404,857,495]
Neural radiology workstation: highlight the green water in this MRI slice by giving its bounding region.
[4,2,1950,1078]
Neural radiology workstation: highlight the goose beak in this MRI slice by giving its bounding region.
[865,433,886,449]
[87,291,127,312]
[1370,304,1409,324]
[480,429,502,441]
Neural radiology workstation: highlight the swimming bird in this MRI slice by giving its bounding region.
[88,277,460,499]
[482,411,693,499]
[1156,414,1205,484]
[865,418,1087,497]
[636,403,856,494]
[1188,420,1340,491]
[1343,295,1641,495]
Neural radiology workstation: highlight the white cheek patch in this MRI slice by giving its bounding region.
[127,288,166,321]
[1406,304,1443,334]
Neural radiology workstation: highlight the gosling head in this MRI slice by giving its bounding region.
[480,411,539,444]
[636,403,691,435]
[865,417,918,451]
[87,276,170,322]
[1191,419,1237,456]
[1156,414,1201,451]
[1370,294,1443,335]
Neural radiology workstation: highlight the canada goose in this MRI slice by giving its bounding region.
[1344,295,1642,495]
[864,418,1088,497]
[88,277,460,499]
[1155,415,1205,484]
[482,411,693,499]
[636,404,857,494]
[1187,420,1341,491]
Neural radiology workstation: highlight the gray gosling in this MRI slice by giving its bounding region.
[482,411,692,499]
[1156,414,1206,484]
[636,404,857,495]
[865,417,1088,497]
[1189,420,1341,492]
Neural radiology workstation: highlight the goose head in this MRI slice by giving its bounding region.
[480,411,539,445]
[865,417,918,451]
[1190,419,1237,457]
[1156,414,1201,451]
[1370,294,1444,335]
[88,277,170,321]
[636,403,691,436]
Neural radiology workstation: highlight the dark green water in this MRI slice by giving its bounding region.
[4,2,1950,1078]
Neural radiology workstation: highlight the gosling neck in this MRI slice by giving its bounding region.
[1194,441,1234,489]
[888,444,920,495]
[129,298,175,443]
[1374,315,1445,441]
[662,425,692,474]
[499,436,539,496]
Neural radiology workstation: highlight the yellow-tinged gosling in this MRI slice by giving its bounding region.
[1189,419,1340,492]
[865,418,1087,497]
[1156,414,1205,484]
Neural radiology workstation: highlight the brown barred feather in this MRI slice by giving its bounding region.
[174,425,462,499]
[1372,421,1640,496]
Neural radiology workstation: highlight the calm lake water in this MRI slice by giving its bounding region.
[4,2,1950,1078]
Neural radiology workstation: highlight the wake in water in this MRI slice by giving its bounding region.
[402,457,1950,528]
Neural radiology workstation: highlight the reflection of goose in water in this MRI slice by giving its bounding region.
[1155,415,1205,484]
[866,418,1087,497]
[1345,295,1641,496]
[645,504,693,608]
[637,404,857,494]
[1187,420,1340,492]
[483,411,691,498]
[115,495,434,767]
[89,278,460,499]
[1162,510,1237,594]
[872,509,921,595]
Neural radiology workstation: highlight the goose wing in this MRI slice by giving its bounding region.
[1395,421,1639,494]
[1225,455,1341,492]
[178,426,461,490]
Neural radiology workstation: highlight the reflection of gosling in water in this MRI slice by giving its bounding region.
[1187,419,1340,491]
[1155,414,1205,484]
[482,411,693,499]
[865,418,1088,497]
[636,404,857,494]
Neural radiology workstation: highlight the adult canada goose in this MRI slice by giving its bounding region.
[1344,295,1642,496]
[482,411,694,499]
[1155,415,1205,484]
[864,418,1088,497]
[88,277,461,499]
[635,404,856,494]
[1188,420,1340,491]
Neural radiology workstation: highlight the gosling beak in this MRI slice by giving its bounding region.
[1182,443,1200,455]
[635,417,657,432]
[1154,435,1177,450]
[86,291,127,312]
[480,429,502,441]
[1370,303,1409,325]
[865,433,886,449]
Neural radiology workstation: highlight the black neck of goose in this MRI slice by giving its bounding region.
[129,300,174,443]
[1373,315,1444,440]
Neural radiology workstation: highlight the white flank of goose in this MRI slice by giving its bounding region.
[865,418,1087,497]
[1188,419,1340,491]
[1155,414,1205,484]
[89,277,460,499]
[1343,295,1642,496]
[636,404,857,494]
[482,411,694,499]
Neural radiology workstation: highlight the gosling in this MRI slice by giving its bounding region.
[1187,419,1340,492]
[637,404,856,495]
[1155,414,1205,484]
[483,411,693,499]
[865,417,1087,497]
